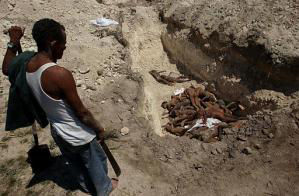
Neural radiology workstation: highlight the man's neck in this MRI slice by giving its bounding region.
[37,50,56,63]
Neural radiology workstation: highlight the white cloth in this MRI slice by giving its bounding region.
[26,63,96,146]
[186,118,222,132]
[174,88,185,95]
[90,18,119,27]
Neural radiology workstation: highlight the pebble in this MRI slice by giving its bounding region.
[96,79,102,85]
[79,68,90,74]
[97,68,104,76]
[242,147,253,155]
[192,163,202,170]
[216,147,223,154]
[100,100,105,104]
[237,135,247,141]
[81,84,87,90]
[76,80,83,87]
[86,85,96,91]
[120,127,130,136]
[211,149,218,155]
[106,72,112,77]
[268,133,274,139]
[254,143,261,149]
[262,129,274,139]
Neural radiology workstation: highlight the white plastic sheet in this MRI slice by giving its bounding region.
[187,118,221,132]
[90,18,119,27]
[174,88,185,95]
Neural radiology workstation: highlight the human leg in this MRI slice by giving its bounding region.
[79,139,113,196]
[50,128,96,194]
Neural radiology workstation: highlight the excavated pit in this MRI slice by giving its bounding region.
[160,24,299,115]
[156,0,299,117]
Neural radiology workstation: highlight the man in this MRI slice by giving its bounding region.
[2,19,118,196]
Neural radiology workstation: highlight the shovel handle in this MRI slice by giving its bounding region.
[32,122,39,146]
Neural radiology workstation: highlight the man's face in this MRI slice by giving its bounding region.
[53,29,66,60]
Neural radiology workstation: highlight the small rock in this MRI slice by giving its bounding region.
[237,135,247,141]
[254,143,261,149]
[216,148,223,154]
[192,163,202,170]
[211,149,218,155]
[79,68,90,74]
[76,80,83,87]
[96,78,102,85]
[268,133,274,139]
[97,68,104,76]
[262,129,274,138]
[100,100,105,104]
[81,84,87,90]
[106,72,112,77]
[242,147,253,155]
[120,127,130,136]
[86,85,96,91]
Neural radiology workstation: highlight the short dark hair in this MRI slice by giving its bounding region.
[32,18,65,51]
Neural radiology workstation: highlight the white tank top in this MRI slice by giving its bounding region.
[26,63,96,146]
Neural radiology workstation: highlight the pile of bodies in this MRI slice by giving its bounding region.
[162,86,246,142]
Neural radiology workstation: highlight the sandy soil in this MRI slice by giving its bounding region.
[0,0,298,196]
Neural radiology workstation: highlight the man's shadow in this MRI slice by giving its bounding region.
[26,155,81,191]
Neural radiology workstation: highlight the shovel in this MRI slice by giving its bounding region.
[100,140,121,177]
[27,122,54,173]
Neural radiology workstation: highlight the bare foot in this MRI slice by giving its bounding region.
[111,178,118,190]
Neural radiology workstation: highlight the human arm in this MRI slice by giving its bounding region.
[2,26,24,76]
[55,67,105,140]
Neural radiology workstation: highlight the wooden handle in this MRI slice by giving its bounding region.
[32,122,39,146]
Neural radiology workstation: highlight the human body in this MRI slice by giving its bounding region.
[2,19,118,196]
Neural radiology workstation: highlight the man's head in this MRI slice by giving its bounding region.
[32,18,66,61]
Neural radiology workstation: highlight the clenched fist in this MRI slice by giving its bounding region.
[8,26,25,44]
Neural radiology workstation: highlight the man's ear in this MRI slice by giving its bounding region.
[50,40,57,47]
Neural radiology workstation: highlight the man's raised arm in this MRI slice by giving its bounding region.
[2,26,24,76]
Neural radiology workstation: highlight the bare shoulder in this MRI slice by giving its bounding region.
[44,65,75,87]
[46,65,73,79]
[48,65,71,75]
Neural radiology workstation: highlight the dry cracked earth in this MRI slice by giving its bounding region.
[0,0,299,196]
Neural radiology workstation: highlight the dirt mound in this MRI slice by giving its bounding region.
[160,0,299,95]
